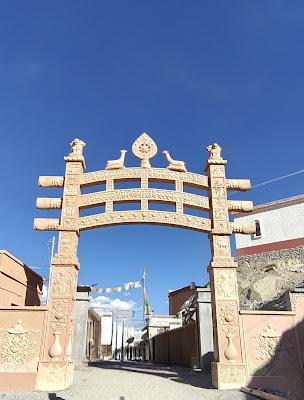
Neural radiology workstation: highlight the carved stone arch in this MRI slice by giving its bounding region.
[34,133,255,391]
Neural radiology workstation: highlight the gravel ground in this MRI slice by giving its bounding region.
[0,361,256,400]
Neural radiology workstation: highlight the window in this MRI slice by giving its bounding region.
[252,219,262,240]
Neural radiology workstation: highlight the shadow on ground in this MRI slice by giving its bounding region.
[89,360,213,389]
[88,360,255,399]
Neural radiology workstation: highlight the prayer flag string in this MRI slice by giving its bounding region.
[90,280,142,294]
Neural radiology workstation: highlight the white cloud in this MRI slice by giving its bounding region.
[91,295,136,312]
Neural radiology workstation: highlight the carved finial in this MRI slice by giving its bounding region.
[162,150,187,172]
[70,138,86,156]
[65,138,86,168]
[105,150,127,170]
[132,132,157,168]
[207,143,227,165]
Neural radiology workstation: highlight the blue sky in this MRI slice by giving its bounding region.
[1,1,304,316]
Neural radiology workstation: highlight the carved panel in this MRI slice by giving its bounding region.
[247,324,296,376]
[210,166,225,177]
[212,221,230,234]
[51,268,76,297]
[58,232,78,255]
[65,164,80,175]
[80,168,209,189]
[218,300,239,339]
[79,210,211,232]
[217,364,246,384]
[79,189,209,210]
[0,320,40,372]
[59,218,78,231]
[212,236,231,257]
[212,187,226,198]
[213,270,237,299]
[49,299,70,333]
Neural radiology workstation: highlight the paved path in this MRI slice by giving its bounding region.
[0,361,256,400]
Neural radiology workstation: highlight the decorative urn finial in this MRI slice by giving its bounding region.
[132,132,157,168]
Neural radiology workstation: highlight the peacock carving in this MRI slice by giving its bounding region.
[162,150,187,172]
[105,150,127,170]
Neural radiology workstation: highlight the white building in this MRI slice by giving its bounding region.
[234,194,304,256]
[234,195,304,308]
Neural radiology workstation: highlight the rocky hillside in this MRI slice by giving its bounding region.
[236,246,304,310]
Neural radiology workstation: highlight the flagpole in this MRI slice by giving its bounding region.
[143,267,146,321]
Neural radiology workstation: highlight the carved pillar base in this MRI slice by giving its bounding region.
[211,362,247,390]
[36,361,74,391]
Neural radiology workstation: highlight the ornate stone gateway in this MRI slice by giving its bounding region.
[34,133,255,390]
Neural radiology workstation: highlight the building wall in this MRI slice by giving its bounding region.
[0,306,48,391]
[169,286,196,315]
[147,315,182,338]
[86,308,101,361]
[72,287,91,369]
[0,250,43,307]
[235,199,304,255]
[152,322,199,368]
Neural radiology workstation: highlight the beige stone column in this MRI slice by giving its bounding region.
[36,139,85,391]
[205,144,246,389]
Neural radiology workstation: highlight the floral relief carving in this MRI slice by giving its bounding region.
[212,221,230,234]
[212,236,231,257]
[212,187,226,198]
[0,320,40,372]
[218,300,239,362]
[58,232,78,255]
[214,270,237,299]
[210,166,225,177]
[51,268,76,297]
[213,208,227,220]
[219,365,246,384]
[80,168,209,189]
[65,164,80,175]
[49,299,70,333]
[247,324,296,376]
[79,188,209,210]
[59,218,78,231]
[79,210,211,232]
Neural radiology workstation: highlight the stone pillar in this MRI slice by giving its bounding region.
[196,288,213,372]
[36,139,85,391]
[72,286,91,369]
[205,144,247,389]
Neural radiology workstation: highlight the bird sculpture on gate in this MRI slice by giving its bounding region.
[105,150,127,170]
[162,150,187,172]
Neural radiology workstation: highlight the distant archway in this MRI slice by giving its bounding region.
[34,133,255,390]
